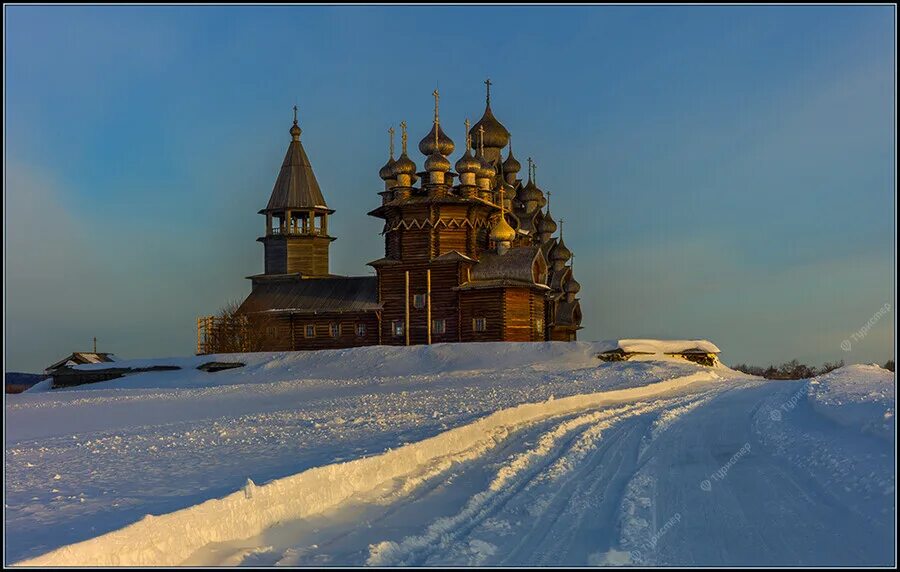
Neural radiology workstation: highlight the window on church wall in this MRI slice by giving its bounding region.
[356,323,366,337]
[432,319,446,335]
[413,294,426,309]
[392,320,404,337]
[304,324,316,338]
[329,323,339,338]
[535,318,544,333]
[473,317,487,332]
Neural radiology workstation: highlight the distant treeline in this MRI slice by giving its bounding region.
[5,372,48,394]
[731,359,894,379]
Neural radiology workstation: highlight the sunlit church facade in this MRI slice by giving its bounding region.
[198,82,582,353]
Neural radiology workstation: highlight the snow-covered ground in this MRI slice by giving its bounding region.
[4,343,895,566]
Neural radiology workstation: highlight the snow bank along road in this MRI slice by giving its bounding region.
[6,344,895,566]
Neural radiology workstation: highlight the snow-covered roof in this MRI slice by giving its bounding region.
[45,352,117,373]
[597,339,721,355]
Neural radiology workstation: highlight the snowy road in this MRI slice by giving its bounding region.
[184,379,893,566]
[7,345,895,566]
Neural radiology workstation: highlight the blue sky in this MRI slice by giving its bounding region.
[4,5,895,372]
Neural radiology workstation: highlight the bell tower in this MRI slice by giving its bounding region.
[258,107,335,277]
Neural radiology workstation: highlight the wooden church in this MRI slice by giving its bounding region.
[197,82,582,353]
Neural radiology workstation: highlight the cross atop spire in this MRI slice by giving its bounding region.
[478,125,486,154]
[433,88,440,125]
[290,105,302,140]
[527,157,534,180]
[484,78,492,105]
[545,191,552,213]
[532,160,537,184]
[559,218,564,239]
[465,118,471,149]
[388,126,395,159]
[400,121,408,155]
[432,90,441,148]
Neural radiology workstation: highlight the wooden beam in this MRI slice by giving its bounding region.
[426,269,432,345]
[404,270,410,346]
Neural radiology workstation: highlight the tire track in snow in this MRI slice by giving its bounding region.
[365,395,704,566]
[507,392,720,566]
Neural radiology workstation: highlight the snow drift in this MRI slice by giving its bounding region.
[808,364,895,439]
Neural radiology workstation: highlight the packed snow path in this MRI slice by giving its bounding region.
[178,379,893,567]
[7,345,894,566]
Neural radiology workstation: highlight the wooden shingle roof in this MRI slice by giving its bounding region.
[238,276,380,315]
[456,246,549,291]
[263,134,327,213]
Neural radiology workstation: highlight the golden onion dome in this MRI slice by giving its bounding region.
[455,147,480,174]
[475,148,496,179]
[290,123,302,140]
[391,153,417,177]
[379,158,397,181]
[538,210,557,235]
[549,237,572,262]
[490,213,517,243]
[564,274,581,295]
[424,151,450,173]
[419,124,455,157]
[469,104,510,150]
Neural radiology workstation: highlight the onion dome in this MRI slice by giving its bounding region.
[564,274,581,295]
[475,135,496,179]
[519,177,543,203]
[455,146,480,174]
[379,126,398,181]
[477,155,496,180]
[391,121,417,178]
[392,153,416,177]
[549,237,572,263]
[490,212,516,243]
[419,124,455,156]
[538,209,557,235]
[469,79,510,149]
[502,146,521,176]
[425,150,450,173]
[379,158,396,181]
[469,108,509,149]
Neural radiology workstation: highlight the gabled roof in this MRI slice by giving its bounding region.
[432,251,476,264]
[263,133,327,212]
[46,352,117,373]
[237,276,380,315]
